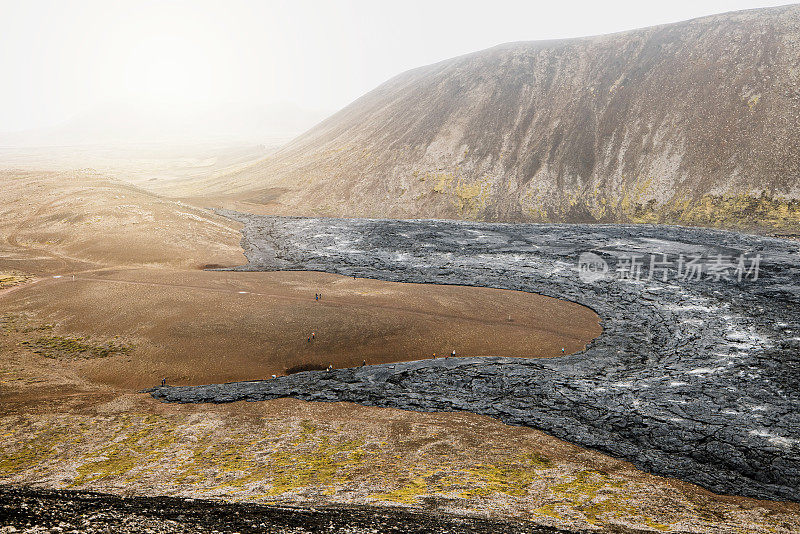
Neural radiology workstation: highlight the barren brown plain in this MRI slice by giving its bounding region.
[1,166,798,532]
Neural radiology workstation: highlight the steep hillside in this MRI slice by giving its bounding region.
[225,5,800,230]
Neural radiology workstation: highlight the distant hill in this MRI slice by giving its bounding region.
[226,4,800,231]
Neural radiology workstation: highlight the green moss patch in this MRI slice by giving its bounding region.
[21,335,131,359]
[72,414,177,486]
[0,272,32,290]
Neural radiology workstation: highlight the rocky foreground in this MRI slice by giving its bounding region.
[0,486,579,534]
[149,213,800,503]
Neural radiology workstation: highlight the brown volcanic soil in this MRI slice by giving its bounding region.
[1,168,798,532]
[0,268,599,390]
[0,169,598,392]
[0,167,599,406]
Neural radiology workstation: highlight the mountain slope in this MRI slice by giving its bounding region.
[226,4,800,230]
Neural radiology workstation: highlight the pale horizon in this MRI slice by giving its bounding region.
[0,0,794,142]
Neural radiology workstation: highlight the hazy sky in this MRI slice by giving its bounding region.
[0,0,793,134]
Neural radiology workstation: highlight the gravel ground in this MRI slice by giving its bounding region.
[148,213,800,503]
[0,486,593,534]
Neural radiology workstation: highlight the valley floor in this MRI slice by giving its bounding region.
[0,168,798,533]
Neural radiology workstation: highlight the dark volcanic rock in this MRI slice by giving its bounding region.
[0,485,583,534]
[148,212,800,503]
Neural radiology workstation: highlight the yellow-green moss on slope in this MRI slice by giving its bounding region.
[0,272,32,290]
[0,427,76,476]
[21,334,131,359]
[1,414,795,532]
[173,419,370,498]
[431,172,455,194]
[453,178,493,219]
[527,186,800,231]
[369,451,555,504]
[549,470,635,526]
[614,192,800,230]
[461,451,553,498]
[369,473,432,504]
[675,193,800,230]
[72,414,178,486]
